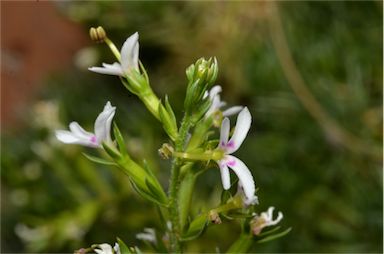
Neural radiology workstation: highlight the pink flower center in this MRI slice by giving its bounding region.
[90,135,97,144]
[226,141,235,149]
[227,160,236,167]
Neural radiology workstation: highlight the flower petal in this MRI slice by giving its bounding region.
[88,62,123,76]
[219,117,230,148]
[55,130,81,143]
[209,85,222,99]
[120,32,139,73]
[205,95,221,117]
[94,102,116,144]
[55,130,98,147]
[95,243,114,254]
[222,106,243,117]
[224,155,255,201]
[217,161,231,190]
[69,122,94,139]
[226,107,252,154]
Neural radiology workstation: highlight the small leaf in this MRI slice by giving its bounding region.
[116,237,132,254]
[139,60,149,84]
[102,142,121,160]
[82,153,117,166]
[181,214,207,241]
[257,227,292,244]
[145,178,168,205]
[257,226,281,237]
[130,179,167,207]
[164,95,177,130]
[113,123,128,157]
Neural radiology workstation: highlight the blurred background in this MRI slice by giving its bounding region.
[1,1,382,253]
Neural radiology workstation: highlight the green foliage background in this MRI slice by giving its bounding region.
[2,1,382,253]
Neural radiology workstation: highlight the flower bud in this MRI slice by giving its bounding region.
[184,57,219,113]
[209,210,222,224]
[89,26,107,43]
[186,57,218,86]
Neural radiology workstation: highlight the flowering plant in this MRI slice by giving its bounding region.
[56,27,290,253]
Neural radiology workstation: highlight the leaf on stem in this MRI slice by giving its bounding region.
[256,227,292,244]
[181,214,207,241]
[116,237,133,254]
[82,153,117,166]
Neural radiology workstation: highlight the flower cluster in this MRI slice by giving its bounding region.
[55,28,286,253]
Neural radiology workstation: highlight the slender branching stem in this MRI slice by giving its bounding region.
[168,113,192,253]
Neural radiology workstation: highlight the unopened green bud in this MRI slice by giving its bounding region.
[184,57,219,113]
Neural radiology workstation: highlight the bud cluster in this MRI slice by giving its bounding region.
[184,57,218,119]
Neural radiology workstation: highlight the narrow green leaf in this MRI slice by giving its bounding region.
[145,178,168,205]
[82,153,117,166]
[257,226,281,237]
[181,214,207,241]
[139,60,149,85]
[116,237,132,254]
[102,142,121,160]
[164,95,177,130]
[113,123,128,157]
[130,179,167,207]
[257,227,292,244]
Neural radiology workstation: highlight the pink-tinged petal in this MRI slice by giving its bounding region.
[88,62,123,76]
[217,161,231,190]
[219,117,230,148]
[69,122,94,139]
[55,130,98,147]
[94,102,116,143]
[224,155,255,201]
[120,32,139,73]
[226,107,252,154]
[222,106,243,117]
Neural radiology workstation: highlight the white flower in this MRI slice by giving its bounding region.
[136,228,157,244]
[204,85,243,118]
[216,107,256,202]
[89,32,139,76]
[94,243,120,254]
[55,101,116,148]
[251,207,283,235]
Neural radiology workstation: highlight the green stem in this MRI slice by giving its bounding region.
[168,114,192,253]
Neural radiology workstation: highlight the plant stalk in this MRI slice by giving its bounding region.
[168,114,191,253]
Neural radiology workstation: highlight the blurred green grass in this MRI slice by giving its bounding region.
[1,1,382,253]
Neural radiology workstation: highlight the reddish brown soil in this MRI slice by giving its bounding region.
[1,1,87,131]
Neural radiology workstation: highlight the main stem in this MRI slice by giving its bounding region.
[168,114,191,253]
